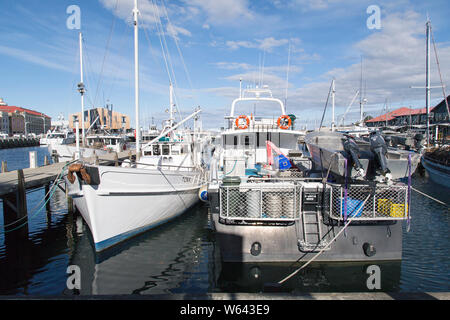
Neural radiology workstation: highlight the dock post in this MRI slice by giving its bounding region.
[45,183,51,222]
[29,151,37,168]
[44,155,50,166]
[3,169,29,239]
[114,152,119,166]
[66,182,74,214]
[1,161,6,172]
[17,169,28,218]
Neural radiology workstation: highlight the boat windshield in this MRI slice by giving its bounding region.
[223,132,298,150]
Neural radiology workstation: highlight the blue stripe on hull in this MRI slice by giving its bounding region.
[94,204,195,252]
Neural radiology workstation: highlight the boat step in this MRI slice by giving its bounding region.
[298,239,331,252]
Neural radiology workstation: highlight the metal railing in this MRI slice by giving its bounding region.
[328,182,409,221]
[220,183,300,221]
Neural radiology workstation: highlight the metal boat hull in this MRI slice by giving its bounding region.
[212,213,402,263]
[305,131,420,180]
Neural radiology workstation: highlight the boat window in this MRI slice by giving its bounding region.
[162,144,170,155]
[234,136,238,146]
[110,139,116,145]
[241,135,254,148]
[153,145,160,155]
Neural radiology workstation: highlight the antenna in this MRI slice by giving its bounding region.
[285,41,291,112]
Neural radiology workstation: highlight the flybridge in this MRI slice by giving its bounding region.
[226,86,286,121]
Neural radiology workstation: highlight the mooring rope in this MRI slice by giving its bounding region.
[411,186,449,209]
[0,160,75,233]
[277,193,371,285]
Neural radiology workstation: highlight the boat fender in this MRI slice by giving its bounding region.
[235,115,250,129]
[199,185,208,202]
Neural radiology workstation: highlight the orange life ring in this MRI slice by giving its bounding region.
[235,115,250,129]
[277,115,291,130]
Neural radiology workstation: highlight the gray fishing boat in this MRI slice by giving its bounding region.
[304,130,421,181]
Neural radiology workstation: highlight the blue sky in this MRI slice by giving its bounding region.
[1,0,449,130]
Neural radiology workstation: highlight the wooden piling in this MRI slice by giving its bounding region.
[29,151,37,169]
[44,155,50,166]
[1,161,6,173]
[2,169,29,238]
[66,182,74,214]
[114,152,119,167]
[45,183,51,221]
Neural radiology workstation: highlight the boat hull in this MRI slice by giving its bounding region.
[305,131,420,180]
[66,165,202,251]
[421,156,450,188]
[212,213,403,263]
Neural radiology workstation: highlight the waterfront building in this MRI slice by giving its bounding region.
[69,106,130,133]
[0,98,51,135]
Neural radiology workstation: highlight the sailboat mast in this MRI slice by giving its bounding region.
[169,83,174,128]
[331,79,335,131]
[79,32,85,147]
[133,0,141,159]
[426,19,431,145]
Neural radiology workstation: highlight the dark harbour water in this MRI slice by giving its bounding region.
[0,146,449,295]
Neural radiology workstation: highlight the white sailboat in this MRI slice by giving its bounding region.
[65,0,205,252]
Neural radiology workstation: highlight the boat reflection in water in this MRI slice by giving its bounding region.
[65,203,219,295]
[217,261,401,293]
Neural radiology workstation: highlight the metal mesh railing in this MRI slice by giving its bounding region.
[329,183,409,221]
[220,183,300,221]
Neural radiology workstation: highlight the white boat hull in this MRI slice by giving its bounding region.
[66,165,203,251]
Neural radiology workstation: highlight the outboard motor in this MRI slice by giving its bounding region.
[342,134,365,178]
[414,133,424,152]
[369,130,392,182]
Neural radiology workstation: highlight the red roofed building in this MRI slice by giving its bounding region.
[0,98,51,136]
[365,96,450,128]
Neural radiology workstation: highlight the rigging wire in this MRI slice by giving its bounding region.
[430,26,450,118]
[92,0,119,108]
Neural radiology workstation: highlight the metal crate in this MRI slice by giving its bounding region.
[219,183,301,221]
[328,183,409,221]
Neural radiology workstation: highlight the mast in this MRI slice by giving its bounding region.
[78,32,86,146]
[359,56,363,124]
[285,41,291,112]
[133,0,140,159]
[169,82,174,128]
[331,79,336,131]
[426,18,431,145]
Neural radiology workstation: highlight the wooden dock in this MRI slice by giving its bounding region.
[0,149,135,235]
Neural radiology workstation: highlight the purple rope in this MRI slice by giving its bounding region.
[344,158,348,224]
[407,153,412,232]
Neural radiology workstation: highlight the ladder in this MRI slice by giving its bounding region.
[298,210,330,252]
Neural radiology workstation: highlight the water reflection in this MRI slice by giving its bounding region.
[217,261,401,293]
[65,203,219,295]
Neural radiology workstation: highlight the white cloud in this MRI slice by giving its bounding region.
[185,0,254,25]
[226,37,296,52]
